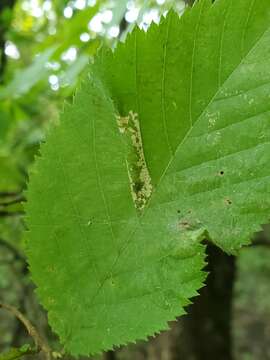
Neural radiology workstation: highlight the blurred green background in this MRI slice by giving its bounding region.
[0,1,270,359]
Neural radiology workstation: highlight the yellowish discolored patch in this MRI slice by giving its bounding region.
[116,111,152,211]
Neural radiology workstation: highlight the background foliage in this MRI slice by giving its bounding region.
[1,1,270,359]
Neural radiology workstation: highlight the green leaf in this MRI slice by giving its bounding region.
[95,0,270,252]
[0,155,23,192]
[0,344,35,360]
[59,54,89,88]
[25,74,206,355]
[37,4,99,58]
[0,47,55,99]
[25,0,270,356]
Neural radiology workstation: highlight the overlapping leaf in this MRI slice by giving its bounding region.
[25,0,270,355]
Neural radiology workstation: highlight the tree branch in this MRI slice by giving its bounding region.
[0,195,25,207]
[0,303,52,360]
[0,192,21,198]
[0,211,24,217]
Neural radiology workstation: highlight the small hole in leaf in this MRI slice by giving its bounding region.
[220,170,224,176]
[225,198,232,205]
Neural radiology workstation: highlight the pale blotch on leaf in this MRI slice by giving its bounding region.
[116,111,152,210]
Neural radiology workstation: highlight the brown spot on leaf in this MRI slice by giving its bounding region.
[179,220,190,229]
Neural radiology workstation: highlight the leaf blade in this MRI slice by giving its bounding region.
[25,0,270,355]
